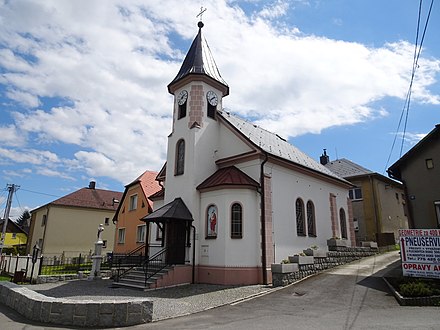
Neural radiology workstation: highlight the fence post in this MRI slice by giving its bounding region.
[38,255,43,275]
[7,254,12,273]
[25,255,30,280]
[14,254,19,273]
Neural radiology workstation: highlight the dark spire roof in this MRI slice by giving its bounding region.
[168,22,228,94]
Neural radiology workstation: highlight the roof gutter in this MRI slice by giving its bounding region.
[260,152,268,285]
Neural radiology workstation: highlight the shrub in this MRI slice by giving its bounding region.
[399,280,433,297]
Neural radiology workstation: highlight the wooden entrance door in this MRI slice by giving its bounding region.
[166,221,186,264]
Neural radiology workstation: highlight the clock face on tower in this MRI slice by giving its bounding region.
[206,91,218,106]
[177,90,188,105]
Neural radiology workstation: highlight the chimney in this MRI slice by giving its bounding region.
[320,149,330,165]
[88,181,96,189]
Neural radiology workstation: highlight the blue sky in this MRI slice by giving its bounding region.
[0,0,439,219]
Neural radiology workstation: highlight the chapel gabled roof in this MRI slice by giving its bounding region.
[324,158,373,178]
[197,166,260,191]
[168,22,228,94]
[218,111,349,185]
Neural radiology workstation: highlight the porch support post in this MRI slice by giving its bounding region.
[145,222,150,260]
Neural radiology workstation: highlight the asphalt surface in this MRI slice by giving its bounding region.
[2,251,439,329]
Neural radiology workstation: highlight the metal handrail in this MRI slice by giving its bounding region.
[112,244,146,282]
[142,247,169,286]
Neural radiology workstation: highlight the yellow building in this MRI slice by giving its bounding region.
[323,155,408,246]
[0,219,28,251]
[27,182,122,258]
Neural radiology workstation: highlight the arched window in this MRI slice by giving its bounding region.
[231,203,243,239]
[340,208,347,239]
[306,200,316,237]
[296,198,306,236]
[175,139,185,175]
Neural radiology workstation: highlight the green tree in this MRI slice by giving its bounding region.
[15,210,30,233]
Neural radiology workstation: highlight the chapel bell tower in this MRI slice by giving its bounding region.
[167,21,229,130]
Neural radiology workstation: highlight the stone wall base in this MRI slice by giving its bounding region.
[272,247,379,287]
[0,281,153,327]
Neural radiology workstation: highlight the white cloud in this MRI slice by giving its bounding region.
[35,167,75,180]
[0,148,59,165]
[0,0,438,187]
[0,124,26,147]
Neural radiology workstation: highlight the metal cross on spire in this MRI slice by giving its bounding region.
[196,6,207,22]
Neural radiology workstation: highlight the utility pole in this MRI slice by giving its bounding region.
[0,184,19,256]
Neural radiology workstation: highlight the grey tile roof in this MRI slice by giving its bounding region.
[324,158,373,178]
[168,22,228,90]
[218,111,348,183]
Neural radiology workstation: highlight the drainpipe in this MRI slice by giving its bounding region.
[191,224,196,284]
[260,153,268,285]
[41,206,50,253]
[369,175,380,242]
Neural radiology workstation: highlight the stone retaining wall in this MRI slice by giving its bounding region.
[272,247,379,287]
[0,281,153,327]
[35,270,113,284]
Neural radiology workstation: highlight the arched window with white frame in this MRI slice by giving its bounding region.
[296,198,306,236]
[307,200,316,237]
[231,202,243,239]
[175,139,185,175]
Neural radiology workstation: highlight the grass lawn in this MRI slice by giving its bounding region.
[0,274,12,281]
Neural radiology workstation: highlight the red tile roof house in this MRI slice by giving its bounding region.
[112,170,161,254]
[26,181,122,258]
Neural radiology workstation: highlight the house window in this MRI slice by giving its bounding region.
[340,208,347,239]
[136,225,146,243]
[231,203,243,239]
[118,228,126,244]
[129,194,138,211]
[104,217,110,226]
[175,139,185,176]
[42,214,47,226]
[156,223,163,241]
[102,240,107,248]
[349,187,362,200]
[296,198,306,236]
[426,158,434,169]
[206,204,218,238]
[306,201,316,237]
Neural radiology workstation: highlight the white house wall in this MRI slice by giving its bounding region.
[217,121,253,160]
[198,189,260,267]
[268,162,350,262]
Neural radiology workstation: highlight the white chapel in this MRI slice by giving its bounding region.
[142,21,354,285]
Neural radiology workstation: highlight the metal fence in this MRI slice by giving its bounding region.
[0,254,41,282]
[1,252,111,282]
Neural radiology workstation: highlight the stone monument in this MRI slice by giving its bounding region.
[88,224,105,280]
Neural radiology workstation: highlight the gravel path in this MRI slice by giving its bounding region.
[24,280,273,321]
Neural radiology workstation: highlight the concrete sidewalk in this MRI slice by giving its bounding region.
[24,251,401,322]
[25,279,273,321]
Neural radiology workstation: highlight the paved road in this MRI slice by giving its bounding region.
[140,252,440,330]
[1,251,440,329]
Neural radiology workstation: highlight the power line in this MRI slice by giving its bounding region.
[400,0,434,156]
[19,188,61,198]
[384,0,434,172]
